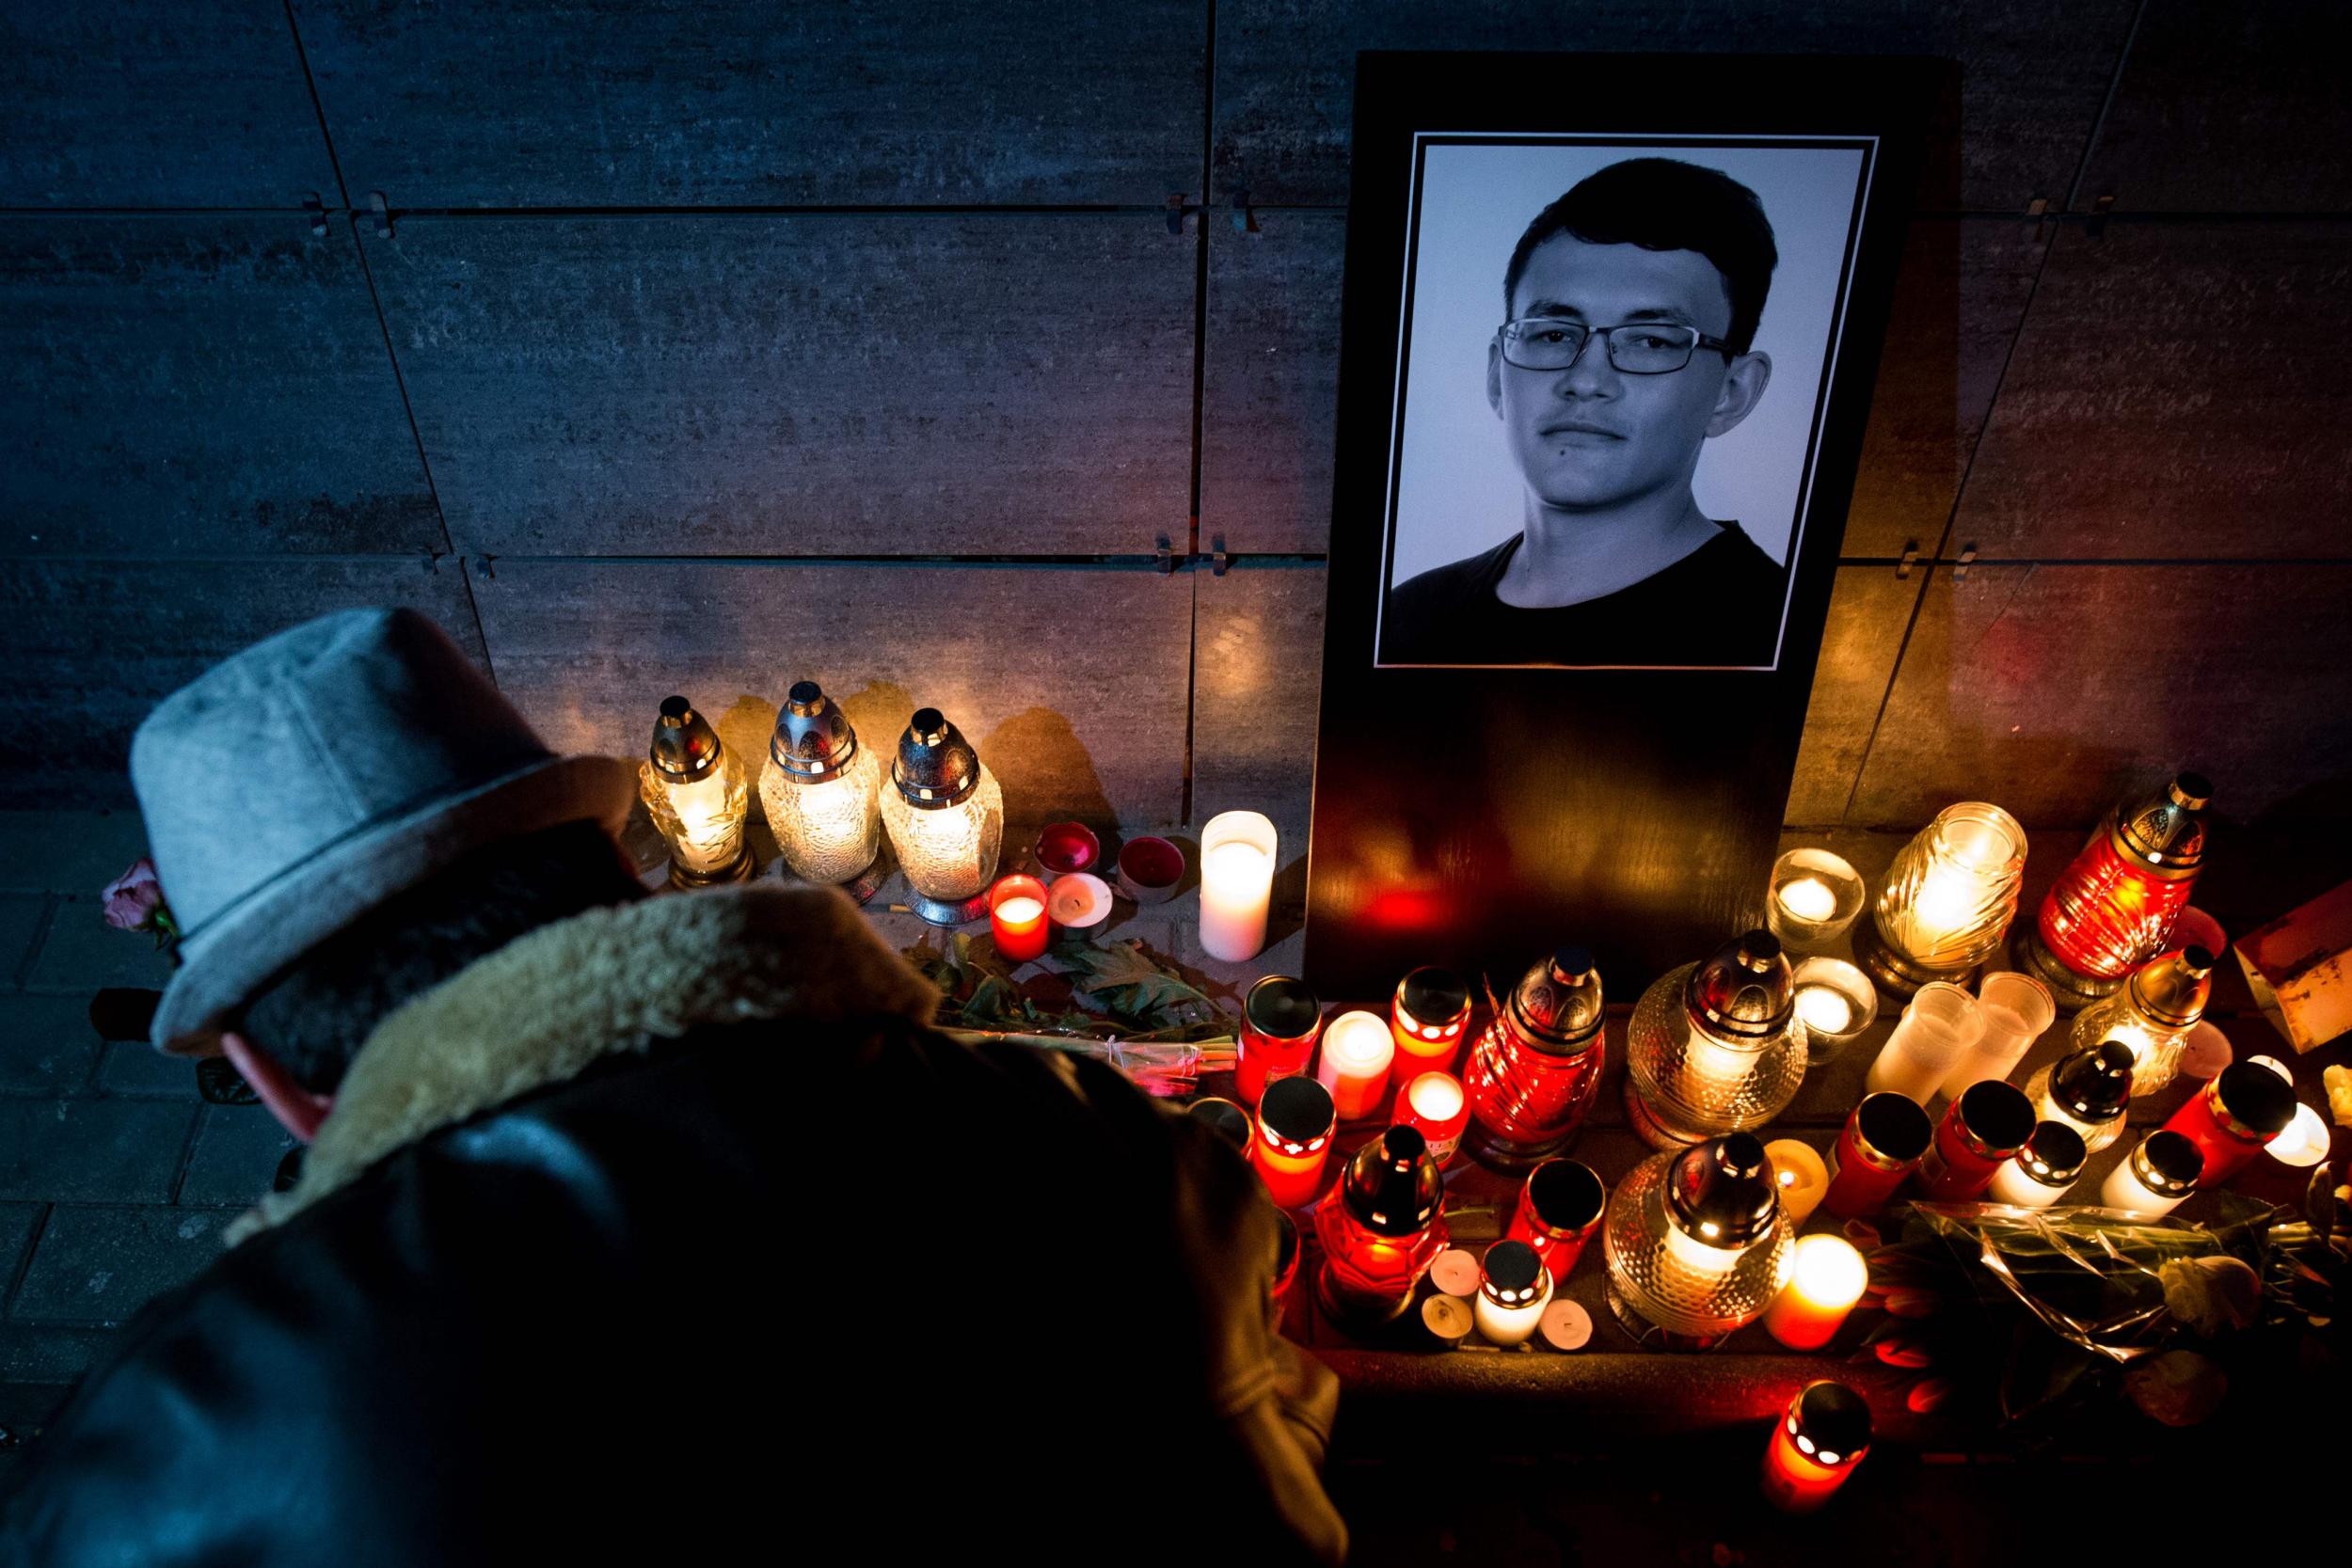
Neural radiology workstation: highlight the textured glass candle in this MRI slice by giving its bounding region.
[1313,1127,1448,1326]
[1766,848,1866,951]
[758,681,882,891]
[1462,946,1607,1169]
[1625,932,1805,1151]
[1603,1134,1793,1351]
[1762,1383,1871,1513]
[1762,1235,1867,1350]
[1471,1240,1552,1347]
[2019,772,2209,1006]
[1390,967,1472,1079]
[2070,946,2215,1097]
[1940,971,2054,1100]
[1858,802,2026,995]
[639,696,753,887]
[1863,982,1984,1105]
[879,707,1003,924]
[1198,810,1276,962]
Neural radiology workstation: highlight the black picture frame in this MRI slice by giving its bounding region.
[1304,52,1937,998]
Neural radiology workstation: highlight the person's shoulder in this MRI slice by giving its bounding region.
[1391,536,1515,610]
[1693,522,1787,581]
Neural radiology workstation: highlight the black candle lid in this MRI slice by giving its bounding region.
[1665,1132,1780,1247]
[1686,930,1794,1040]
[2054,1041,2137,1120]
[1854,1092,1935,1165]
[2111,770,2211,872]
[1244,975,1321,1040]
[2210,1060,2296,1140]
[1502,945,1604,1051]
[1399,966,1471,1023]
[891,707,981,809]
[2132,1130,2203,1196]
[1481,1239,1545,1303]
[1257,1076,1334,1147]
[1792,1381,1872,1462]
[2016,1121,2088,1184]
[769,679,859,782]
[647,695,723,783]
[1525,1159,1606,1233]
[1952,1080,2036,1158]
[1188,1097,1250,1150]
[1341,1125,1443,1237]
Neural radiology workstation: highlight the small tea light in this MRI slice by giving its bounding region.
[1317,1009,1396,1121]
[1762,1234,1868,1351]
[1421,1293,1475,1346]
[1394,1071,1470,1166]
[1539,1299,1594,1352]
[1788,957,1878,1063]
[1766,848,1866,950]
[1762,1138,1830,1226]
[1116,835,1184,904]
[1034,820,1101,879]
[2267,1103,2332,1168]
[987,874,1051,963]
[1045,872,1113,932]
[1428,1247,1483,1297]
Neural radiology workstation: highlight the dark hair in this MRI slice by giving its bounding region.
[1502,158,1779,354]
[234,819,645,1094]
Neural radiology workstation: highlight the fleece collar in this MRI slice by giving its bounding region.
[230,882,939,1241]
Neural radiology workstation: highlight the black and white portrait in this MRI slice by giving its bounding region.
[1375,138,1874,670]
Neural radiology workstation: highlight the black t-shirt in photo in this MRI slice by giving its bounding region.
[1379,521,1788,667]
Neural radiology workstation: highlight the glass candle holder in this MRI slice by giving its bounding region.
[1462,946,1607,1170]
[1602,1133,1794,1351]
[1394,1071,1469,1166]
[1766,848,1867,951]
[1788,957,1877,1064]
[640,696,754,888]
[1391,967,1472,1079]
[1821,1093,1934,1220]
[1941,971,2054,1100]
[1316,1009,1395,1121]
[2268,1104,2332,1168]
[1249,1076,1336,1210]
[1862,982,1984,1105]
[1313,1126,1448,1326]
[987,874,1050,963]
[1625,931,1806,1151]
[1857,802,2027,995]
[1762,1383,1871,1514]
[1986,1121,2088,1208]
[1916,1081,2037,1201]
[1199,810,1276,962]
[1236,975,1321,1107]
[2162,1060,2297,1186]
[1471,1240,1552,1347]
[1762,1234,1868,1351]
[1762,1138,1830,1226]
[2018,772,2210,1007]
[2070,945,2216,1097]
[2023,1040,2136,1153]
[880,707,1004,925]
[2101,1130,2202,1216]
[759,680,883,896]
[1506,1159,1607,1285]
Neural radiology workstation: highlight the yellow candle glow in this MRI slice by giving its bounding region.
[993,896,1043,925]
[1763,1138,1831,1226]
[1762,1234,1868,1351]
[1316,1009,1396,1120]
[1777,877,1838,923]
[2267,1103,2331,1168]
[1794,987,1854,1037]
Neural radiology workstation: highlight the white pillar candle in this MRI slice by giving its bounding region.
[1317,1009,1395,1120]
[1198,810,1277,962]
[1473,1275,1553,1347]
[1987,1157,2073,1208]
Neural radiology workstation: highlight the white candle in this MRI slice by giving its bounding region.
[1762,1235,1868,1351]
[1473,1273,1553,1348]
[1986,1156,2073,1208]
[1763,1138,1830,1226]
[1198,811,1277,962]
[2267,1104,2331,1168]
[1317,1009,1395,1120]
[1794,987,1853,1036]
[1777,877,1838,923]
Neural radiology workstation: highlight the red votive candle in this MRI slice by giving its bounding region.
[1391,967,1472,1079]
[987,874,1050,962]
[1237,975,1322,1107]
[1916,1080,2037,1201]
[2162,1059,2297,1186]
[1762,1382,1871,1513]
[1821,1093,1934,1219]
[1249,1076,1336,1210]
[1504,1158,1606,1285]
[1394,1071,1470,1166]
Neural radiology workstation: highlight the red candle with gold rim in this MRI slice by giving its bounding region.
[1391,967,1472,1079]
[1249,1077,1336,1210]
[1761,1382,1871,1513]
[1236,975,1322,1107]
[986,874,1049,962]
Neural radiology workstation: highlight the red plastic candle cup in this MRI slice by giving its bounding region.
[1821,1093,1934,1219]
[1034,820,1101,879]
[1238,975,1323,1107]
[1505,1158,1606,1285]
[1761,1383,1871,1514]
[1394,1071,1470,1166]
[1915,1080,2037,1201]
[1115,835,1184,905]
[1391,967,1472,1079]
[1249,1076,1336,1210]
[987,874,1051,962]
[2162,1059,2298,1186]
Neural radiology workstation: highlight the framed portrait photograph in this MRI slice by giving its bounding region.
[1305,53,1936,996]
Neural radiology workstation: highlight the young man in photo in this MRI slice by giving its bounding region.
[1381,157,1787,667]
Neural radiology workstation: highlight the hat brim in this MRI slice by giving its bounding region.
[150,752,640,1054]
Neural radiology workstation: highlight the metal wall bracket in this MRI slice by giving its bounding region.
[1896,543,1920,579]
[1230,190,1260,235]
[369,191,392,240]
[302,192,327,239]
[1951,544,1979,582]
[2084,193,2115,240]
[1165,194,1206,236]
[1211,533,1231,576]
[2025,196,2049,244]
[474,554,496,582]
[1154,534,1175,573]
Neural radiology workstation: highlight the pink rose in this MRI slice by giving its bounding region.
[102,858,166,932]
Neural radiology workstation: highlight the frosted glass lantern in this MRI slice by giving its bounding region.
[1856,801,2027,995]
[879,707,1004,925]
[1624,931,1806,1151]
[639,696,753,889]
[758,680,883,898]
[2069,945,2215,1097]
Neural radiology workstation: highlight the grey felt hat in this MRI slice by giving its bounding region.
[131,608,637,1054]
